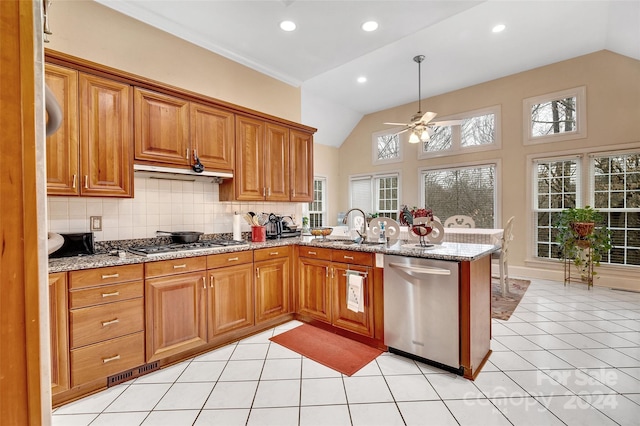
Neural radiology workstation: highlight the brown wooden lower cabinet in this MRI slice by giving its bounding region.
[49,273,70,396]
[70,332,145,386]
[254,246,291,323]
[207,251,255,338]
[145,270,207,362]
[331,262,374,337]
[297,247,376,338]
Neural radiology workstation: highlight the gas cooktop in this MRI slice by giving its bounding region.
[128,239,249,256]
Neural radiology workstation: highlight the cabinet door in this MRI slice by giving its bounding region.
[290,129,314,202]
[134,88,190,165]
[331,263,374,337]
[45,64,79,196]
[233,115,265,200]
[207,263,254,338]
[49,273,69,395]
[298,257,331,322]
[264,123,290,201]
[79,73,133,197]
[145,271,207,361]
[191,102,235,171]
[255,257,290,323]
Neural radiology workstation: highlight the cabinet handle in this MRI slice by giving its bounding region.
[71,174,77,189]
[173,264,187,269]
[308,251,317,255]
[293,189,296,198]
[228,257,239,261]
[186,148,190,160]
[202,276,206,289]
[267,187,271,196]
[263,187,266,197]
[326,266,329,278]
[102,354,121,364]
[210,276,214,288]
[256,267,260,278]
[101,318,119,327]
[101,273,119,279]
[269,252,279,256]
[84,175,88,189]
[101,291,120,298]
[331,267,335,278]
[344,255,354,260]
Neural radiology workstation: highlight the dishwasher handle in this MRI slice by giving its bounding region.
[388,262,451,276]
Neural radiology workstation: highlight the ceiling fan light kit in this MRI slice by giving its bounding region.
[384,55,462,144]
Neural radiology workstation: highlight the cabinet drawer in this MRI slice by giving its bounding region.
[69,280,143,309]
[145,256,207,278]
[254,245,290,262]
[298,246,332,261]
[69,264,143,290]
[70,331,144,387]
[70,298,144,349]
[207,250,253,269]
[332,249,374,266]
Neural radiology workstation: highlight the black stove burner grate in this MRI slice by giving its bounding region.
[128,239,248,256]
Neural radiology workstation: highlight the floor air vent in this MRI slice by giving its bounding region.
[107,361,159,387]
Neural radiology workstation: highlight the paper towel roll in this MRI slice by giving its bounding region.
[233,212,242,241]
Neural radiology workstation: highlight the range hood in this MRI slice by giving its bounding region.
[133,164,233,183]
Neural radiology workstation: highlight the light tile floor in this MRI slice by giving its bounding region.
[52,278,640,425]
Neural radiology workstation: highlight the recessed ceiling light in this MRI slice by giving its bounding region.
[492,24,506,33]
[280,20,296,32]
[361,21,378,32]
[357,76,367,83]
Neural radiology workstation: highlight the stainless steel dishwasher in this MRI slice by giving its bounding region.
[384,255,462,374]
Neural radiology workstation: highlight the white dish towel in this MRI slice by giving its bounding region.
[347,273,364,313]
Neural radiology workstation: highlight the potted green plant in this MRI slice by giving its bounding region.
[555,206,612,285]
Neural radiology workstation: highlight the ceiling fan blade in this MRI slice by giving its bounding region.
[419,111,438,124]
[430,119,464,127]
[384,122,409,126]
[395,128,411,135]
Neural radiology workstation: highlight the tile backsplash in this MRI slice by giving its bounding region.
[47,176,304,241]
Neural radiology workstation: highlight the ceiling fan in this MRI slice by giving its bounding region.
[384,55,462,143]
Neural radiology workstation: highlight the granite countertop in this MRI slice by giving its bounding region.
[49,237,498,273]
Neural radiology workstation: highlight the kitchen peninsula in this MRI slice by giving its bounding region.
[48,237,496,406]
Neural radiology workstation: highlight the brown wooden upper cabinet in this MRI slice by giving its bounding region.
[220,115,313,202]
[134,88,234,172]
[290,129,314,202]
[220,115,288,201]
[45,64,133,197]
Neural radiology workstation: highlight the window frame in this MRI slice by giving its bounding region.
[523,86,587,145]
[348,171,401,219]
[372,128,403,165]
[308,176,327,228]
[418,159,501,228]
[418,105,502,159]
[528,146,640,268]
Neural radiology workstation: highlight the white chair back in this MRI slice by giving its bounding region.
[444,215,475,228]
[501,216,515,257]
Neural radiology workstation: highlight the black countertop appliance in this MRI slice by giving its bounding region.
[49,232,95,258]
[266,214,301,239]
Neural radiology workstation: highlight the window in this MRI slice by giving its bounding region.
[420,163,497,227]
[308,177,326,227]
[592,153,640,266]
[419,105,501,158]
[533,157,581,260]
[349,173,400,220]
[532,150,640,267]
[523,86,586,144]
[372,129,402,165]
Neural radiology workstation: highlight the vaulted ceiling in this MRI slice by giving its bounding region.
[97,0,640,146]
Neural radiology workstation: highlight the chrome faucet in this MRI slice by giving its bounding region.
[342,208,367,243]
